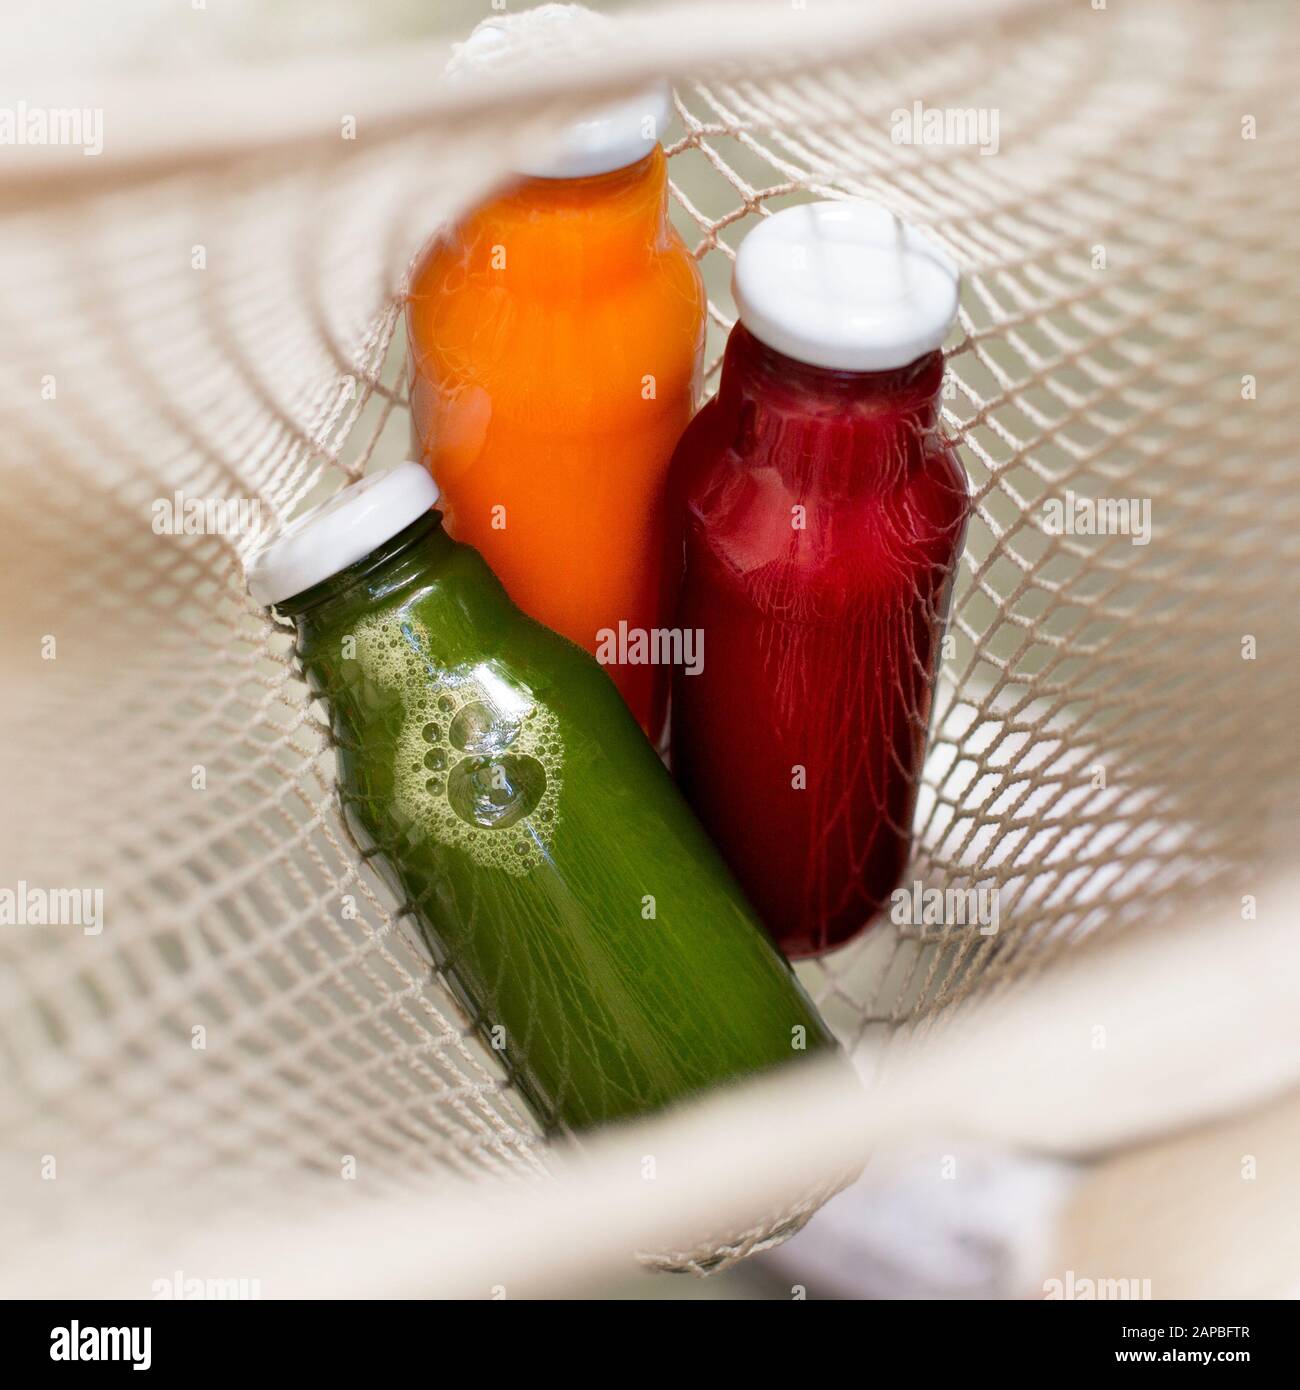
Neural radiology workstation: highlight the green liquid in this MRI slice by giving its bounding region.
[281,515,836,1135]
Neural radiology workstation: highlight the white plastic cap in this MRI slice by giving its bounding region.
[732,200,960,372]
[247,464,440,608]
[447,5,671,180]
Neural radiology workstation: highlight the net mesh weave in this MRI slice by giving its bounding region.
[1,0,1297,1277]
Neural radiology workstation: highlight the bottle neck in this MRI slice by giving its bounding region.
[717,324,948,496]
[274,513,454,626]
[452,147,672,289]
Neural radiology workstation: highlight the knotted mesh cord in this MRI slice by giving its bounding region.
[664,0,1300,1047]
[0,146,556,1216]
[1,0,1297,1277]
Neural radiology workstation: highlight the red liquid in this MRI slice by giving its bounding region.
[668,326,970,958]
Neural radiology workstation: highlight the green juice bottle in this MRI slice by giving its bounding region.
[248,465,836,1135]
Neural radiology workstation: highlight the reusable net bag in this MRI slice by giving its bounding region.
[1,0,1297,1291]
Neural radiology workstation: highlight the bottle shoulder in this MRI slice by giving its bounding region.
[300,545,618,713]
[407,225,705,424]
[675,428,969,610]
[674,402,968,519]
[407,213,705,316]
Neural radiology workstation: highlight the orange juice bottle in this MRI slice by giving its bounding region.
[406,15,706,741]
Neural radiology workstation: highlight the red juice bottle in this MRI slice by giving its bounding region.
[668,201,970,958]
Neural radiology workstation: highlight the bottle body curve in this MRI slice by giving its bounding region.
[406,147,706,743]
[668,327,970,958]
[294,524,834,1133]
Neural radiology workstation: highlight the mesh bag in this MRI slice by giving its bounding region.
[2,0,1298,1291]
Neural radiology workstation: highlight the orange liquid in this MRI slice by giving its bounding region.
[405,148,706,740]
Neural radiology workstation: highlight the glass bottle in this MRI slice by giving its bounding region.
[668,201,970,958]
[249,465,836,1133]
[406,12,705,742]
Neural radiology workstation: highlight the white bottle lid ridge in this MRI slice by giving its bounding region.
[447,5,671,180]
[732,200,961,373]
[247,464,440,608]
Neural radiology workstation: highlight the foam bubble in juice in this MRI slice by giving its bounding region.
[248,465,837,1135]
